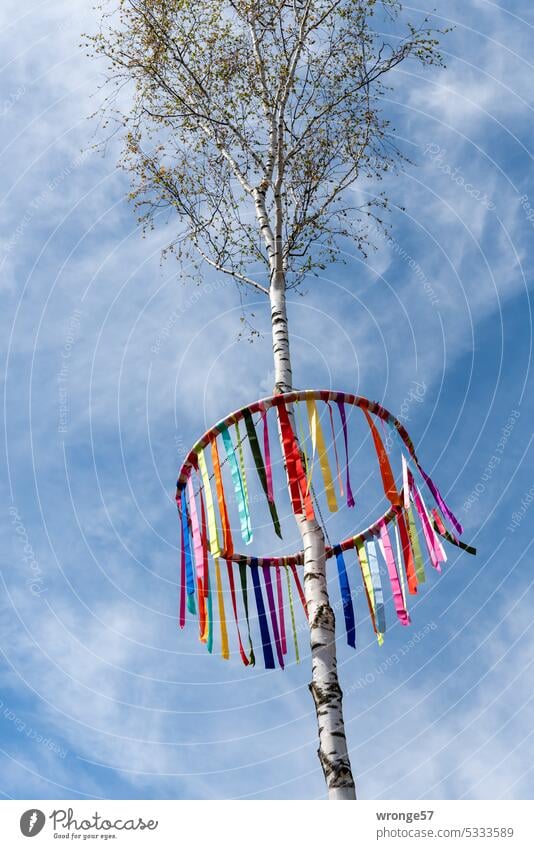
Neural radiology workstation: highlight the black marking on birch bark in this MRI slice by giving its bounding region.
[303,570,322,583]
[309,681,343,708]
[310,603,335,630]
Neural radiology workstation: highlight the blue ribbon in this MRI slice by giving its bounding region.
[206,567,213,654]
[334,546,356,648]
[220,424,253,545]
[366,539,386,634]
[181,488,196,614]
[250,558,275,669]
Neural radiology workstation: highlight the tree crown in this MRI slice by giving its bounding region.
[88,0,443,295]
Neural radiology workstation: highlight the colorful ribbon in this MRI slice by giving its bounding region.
[397,511,418,595]
[379,520,410,625]
[198,480,210,643]
[365,539,386,634]
[234,419,249,511]
[334,546,356,648]
[275,563,287,655]
[295,400,310,479]
[417,465,464,537]
[215,558,229,660]
[354,538,383,644]
[211,437,233,557]
[259,403,274,503]
[178,503,186,628]
[238,559,255,665]
[402,454,410,510]
[186,475,204,626]
[391,421,463,536]
[432,509,476,555]
[289,563,308,619]
[205,567,213,653]
[198,447,221,558]
[409,472,444,571]
[225,559,250,666]
[363,408,401,506]
[277,401,315,521]
[306,397,337,512]
[327,402,344,499]
[186,476,203,585]
[243,408,282,538]
[220,424,253,544]
[405,505,426,584]
[285,565,300,664]
[250,558,275,669]
[417,484,447,564]
[182,500,196,615]
[336,400,355,507]
[263,563,284,669]
[392,522,407,608]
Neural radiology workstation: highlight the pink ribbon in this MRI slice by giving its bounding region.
[409,473,445,572]
[275,563,287,655]
[379,520,410,626]
[179,508,186,629]
[186,476,204,583]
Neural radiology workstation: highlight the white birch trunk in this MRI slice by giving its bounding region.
[268,276,357,800]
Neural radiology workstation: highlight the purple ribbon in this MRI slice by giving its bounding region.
[336,400,355,507]
[263,563,284,669]
[418,467,464,537]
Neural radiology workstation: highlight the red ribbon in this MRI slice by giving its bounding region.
[289,563,308,618]
[225,560,250,666]
[277,401,314,520]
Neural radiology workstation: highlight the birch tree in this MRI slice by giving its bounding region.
[88,0,443,799]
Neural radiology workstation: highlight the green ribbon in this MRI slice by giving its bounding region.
[406,505,426,584]
[285,565,300,664]
[238,559,255,666]
[243,409,282,538]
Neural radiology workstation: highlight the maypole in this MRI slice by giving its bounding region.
[88,0,455,800]
[175,391,475,795]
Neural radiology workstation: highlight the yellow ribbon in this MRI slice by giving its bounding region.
[234,420,249,510]
[197,448,221,558]
[306,397,337,512]
[285,564,300,664]
[214,558,229,660]
[355,538,383,646]
[295,401,310,479]
[406,505,426,584]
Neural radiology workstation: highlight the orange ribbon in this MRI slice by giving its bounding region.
[363,408,401,506]
[211,437,233,557]
[397,511,418,595]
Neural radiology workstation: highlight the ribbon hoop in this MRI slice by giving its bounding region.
[175,390,475,667]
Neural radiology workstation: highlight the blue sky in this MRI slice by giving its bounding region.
[1,0,533,800]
